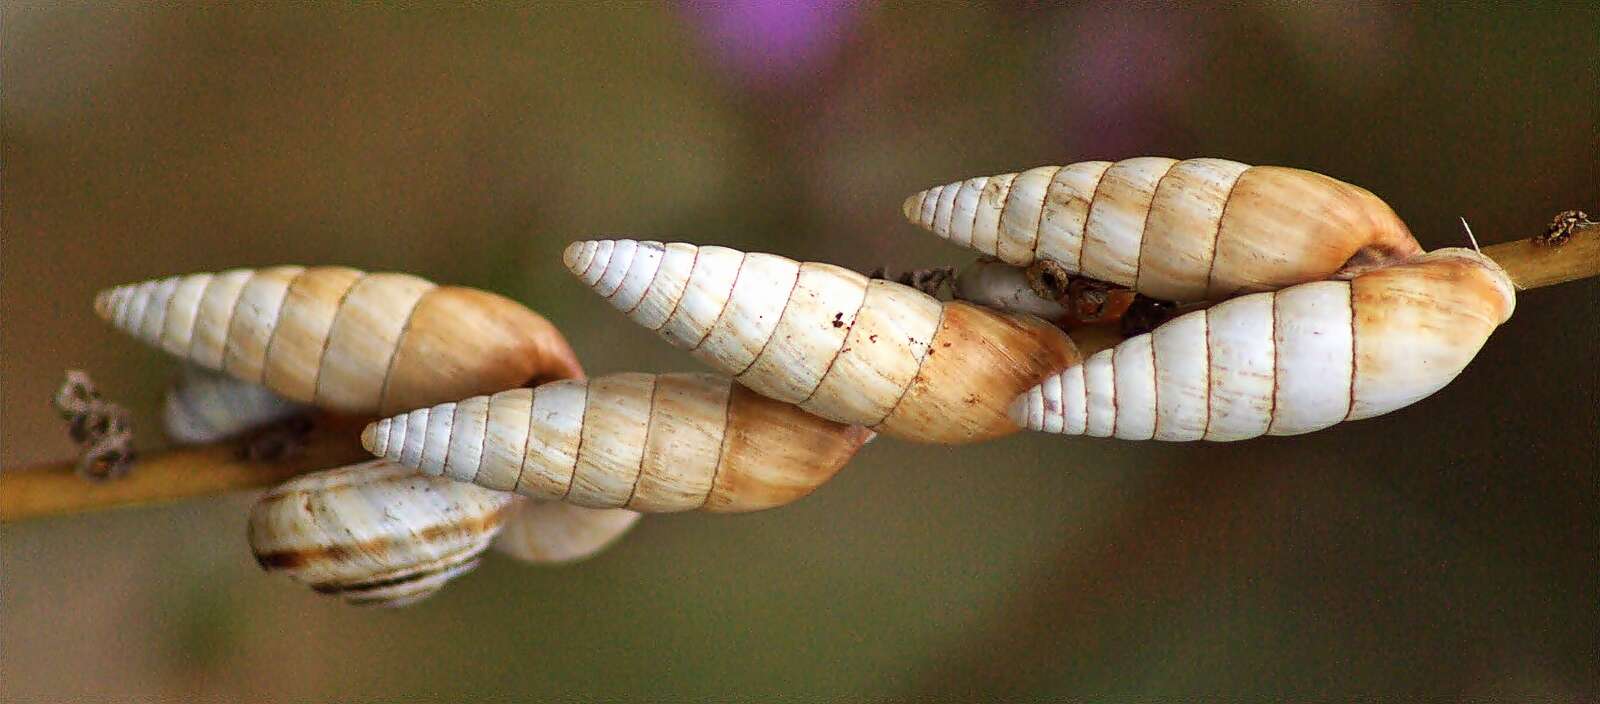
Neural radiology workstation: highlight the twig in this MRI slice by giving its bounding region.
[1480,213,1598,290]
[0,418,371,523]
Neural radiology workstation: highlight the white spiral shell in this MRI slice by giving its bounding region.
[161,365,305,445]
[1011,249,1515,440]
[563,239,1078,443]
[363,372,873,513]
[904,158,1423,302]
[248,460,517,607]
[492,501,642,564]
[95,267,581,416]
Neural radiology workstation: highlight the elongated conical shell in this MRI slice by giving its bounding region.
[564,240,1079,443]
[95,267,582,416]
[1012,249,1515,440]
[492,501,641,563]
[248,460,517,607]
[162,365,305,444]
[363,372,872,513]
[904,158,1423,302]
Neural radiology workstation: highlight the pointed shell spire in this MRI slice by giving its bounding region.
[1011,249,1515,441]
[564,239,1079,444]
[904,158,1423,303]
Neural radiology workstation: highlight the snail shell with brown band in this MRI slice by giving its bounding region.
[363,372,873,513]
[563,240,1079,444]
[248,460,518,608]
[1012,249,1515,441]
[903,157,1423,303]
[94,266,582,416]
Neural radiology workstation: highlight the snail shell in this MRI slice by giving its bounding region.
[1012,249,1515,440]
[904,158,1423,302]
[952,258,1068,321]
[363,372,873,513]
[492,501,642,564]
[161,365,304,444]
[95,267,582,416]
[563,240,1079,444]
[248,460,517,607]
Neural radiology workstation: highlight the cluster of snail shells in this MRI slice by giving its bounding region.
[562,239,1080,444]
[904,158,1517,441]
[99,266,637,607]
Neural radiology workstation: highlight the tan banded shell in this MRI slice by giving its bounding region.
[363,372,872,513]
[1012,249,1515,440]
[904,158,1423,302]
[248,460,517,607]
[95,267,581,416]
[564,240,1079,444]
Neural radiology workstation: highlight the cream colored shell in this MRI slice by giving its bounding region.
[162,365,305,444]
[1011,249,1515,440]
[363,373,873,513]
[952,258,1068,321]
[247,460,517,607]
[95,267,581,416]
[492,501,642,564]
[904,158,1422,302]
[563,240,1079,444]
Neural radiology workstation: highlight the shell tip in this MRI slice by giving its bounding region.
[1007,388,1041,431]
[901,192,924,224]
[360,422,379,455]
[561,241,587,273]
[92,288,117,322]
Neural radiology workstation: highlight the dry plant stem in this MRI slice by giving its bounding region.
[1481,220,1599,290]
[0,419,370,523]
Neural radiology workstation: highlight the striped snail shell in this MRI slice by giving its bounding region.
[161,365,305,445]
[904,158,1423,303]
[363,372,873,513]
[493,502,642,564]
[1012,249,1515,441]
[248,460,517,607]
[562,240,1079,444]
[95,266,582,416]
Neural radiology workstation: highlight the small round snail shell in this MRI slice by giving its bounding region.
[492,501,642,564]
[903,158,1423,302]
[563,240,1079,444]
[362,372,873,513]
[952,258,1068,321]
[248,460,517,607]
[1011,249,1515,441]
[95,267,582,416]
[161,365,305,445]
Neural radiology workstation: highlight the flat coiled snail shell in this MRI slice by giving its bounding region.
[363,372,873,513]
[95,266,582,416]
[1012,249,1515,440]
[904,158,1423,302]
[564,240,1079,444]
[248,460,517,607]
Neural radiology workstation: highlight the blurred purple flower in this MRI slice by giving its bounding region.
[676,1,861,89]
[1050,5,1204,155]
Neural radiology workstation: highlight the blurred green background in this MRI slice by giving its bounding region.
[3,3,1596,699]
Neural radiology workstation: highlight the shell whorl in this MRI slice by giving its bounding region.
[95,267,581,416]
[162,365,305,445]
[247,460,517,607]
[363,372,873,513]
[492,501,642,563]
[903,158,1422,303]
[1011,249,1515,440]
[563,239,1079,443]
